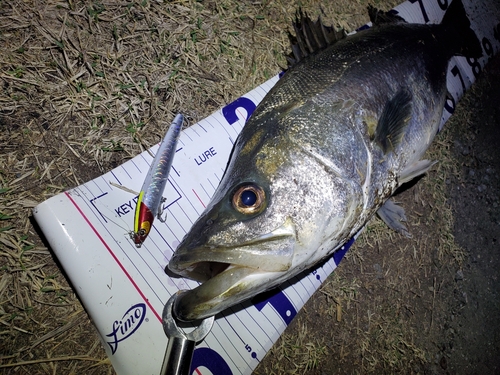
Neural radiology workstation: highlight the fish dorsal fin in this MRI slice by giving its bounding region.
[368,6,406,26]
[374,88,413,154]
[287,9,346,67]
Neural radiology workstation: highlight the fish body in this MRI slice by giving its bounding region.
[132,114,183,247]
[168,1,482,321]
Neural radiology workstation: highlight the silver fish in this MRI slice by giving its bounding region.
[168,0,482,321]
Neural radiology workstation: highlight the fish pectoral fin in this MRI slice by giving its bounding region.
[399,159,437,185]
[374,88,412,154]
[377,199,411,238]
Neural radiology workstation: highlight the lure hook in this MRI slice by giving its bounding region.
[157,197,168,223]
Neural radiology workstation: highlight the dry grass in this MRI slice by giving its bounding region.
[0,0,471,374]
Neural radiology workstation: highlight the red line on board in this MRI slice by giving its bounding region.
[192,189,206,208]
[195,367,202,375]
[236,108,247,121]
[64,191,162,323]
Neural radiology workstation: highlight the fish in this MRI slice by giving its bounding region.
[168,0,482,321]
[131,114,183,247]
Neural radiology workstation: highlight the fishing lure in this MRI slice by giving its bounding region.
[131,114,183,247]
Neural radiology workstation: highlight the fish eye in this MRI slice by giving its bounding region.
[232,184,266,215]
[241,189,257,206]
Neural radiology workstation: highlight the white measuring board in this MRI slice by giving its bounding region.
[33,1,499,374]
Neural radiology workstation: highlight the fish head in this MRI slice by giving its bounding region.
[169,115,360,321]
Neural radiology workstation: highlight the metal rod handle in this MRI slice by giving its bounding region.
[160,336,195,375]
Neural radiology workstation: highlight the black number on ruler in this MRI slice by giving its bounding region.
[437,0,448,11]
[408,0,429,23]
[444,93,456,115]
[467,57,481,79]
[451,65,466,91]
[482,37,493,57]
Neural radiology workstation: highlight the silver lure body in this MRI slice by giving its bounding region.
[141,114,183,215]
[132,114,183,246]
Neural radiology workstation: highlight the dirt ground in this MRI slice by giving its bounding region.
[1,0,499,374]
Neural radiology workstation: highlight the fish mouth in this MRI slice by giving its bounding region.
[168,218,296,321]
